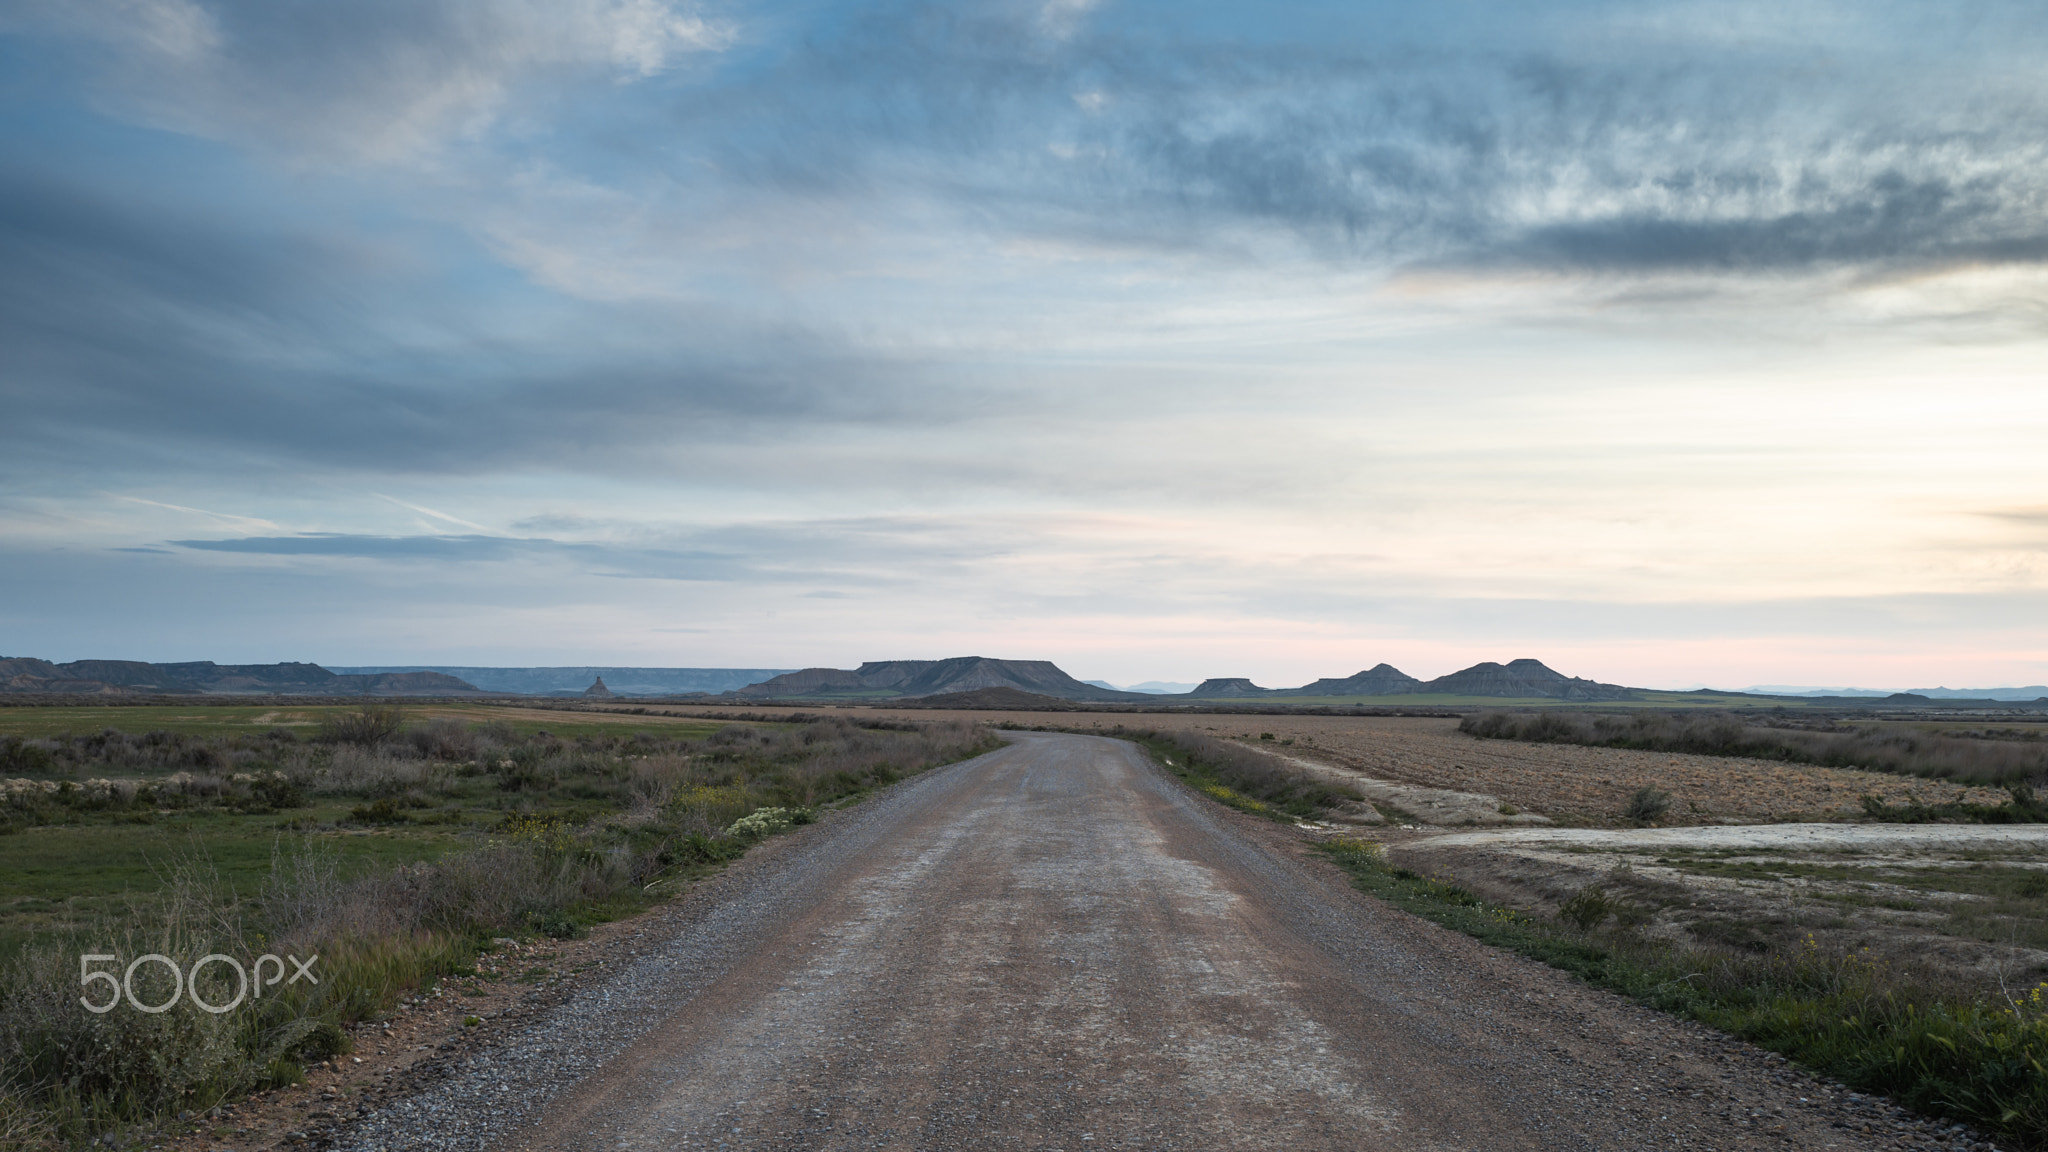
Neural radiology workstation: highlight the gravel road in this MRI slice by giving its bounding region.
[337,732,1969,1152]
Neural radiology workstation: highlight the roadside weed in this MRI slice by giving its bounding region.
[1314,840,2048,1149]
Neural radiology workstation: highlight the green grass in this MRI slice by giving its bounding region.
[1313,839,2048,1150]
[0,814,472,956]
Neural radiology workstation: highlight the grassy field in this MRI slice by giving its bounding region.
[0,704,997,1147]
[0,702,743,741]
[0,706,828,956]
[0,817,469,959]
[0,705,776,955]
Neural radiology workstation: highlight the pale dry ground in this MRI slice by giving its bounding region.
[1386,829,2048,987]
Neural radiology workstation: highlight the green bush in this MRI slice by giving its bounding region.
[0,736,55,774]
[528,909,581,940]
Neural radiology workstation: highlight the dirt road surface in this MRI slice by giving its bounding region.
[337,733,1945,1152]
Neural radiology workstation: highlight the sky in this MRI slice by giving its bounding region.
[3,0,2047,691]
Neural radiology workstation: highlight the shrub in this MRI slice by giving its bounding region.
[0,736,55,774]
[726,806,809,839]
[1625,785,1672,823]
[246,774,306,811]
[348,797,410,825]
[318,706,406,747]
[406,717,477,761]
[528,909,582,940]
[1558,884,1621,930]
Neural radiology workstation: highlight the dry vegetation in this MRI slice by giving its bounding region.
[1186,714,2018,825]
[1464,710,2048,786]
[0,708,994,1149]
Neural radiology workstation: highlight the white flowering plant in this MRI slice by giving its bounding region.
[725,806,815,839]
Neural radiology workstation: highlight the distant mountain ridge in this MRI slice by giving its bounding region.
[16,654,2025,705]
[1741,684,2048,701]
[1280,663,1426,697]
[734,658,1148,702]
[0,657,481,696]
[731,656,1636,702]
[332,666,795,697]
[1911,686,2048,701]
[1185,658,1634,701]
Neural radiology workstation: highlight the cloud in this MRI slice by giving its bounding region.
[1466,171,2048,276]
[1984,506,2048,526]
[170,533,550,560]
[643,2,2048,280]
[13,0,733,161]
[166,532,760,581]
[159,513,1091,587]
[161,524,959,584]
[0,168,998,484]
